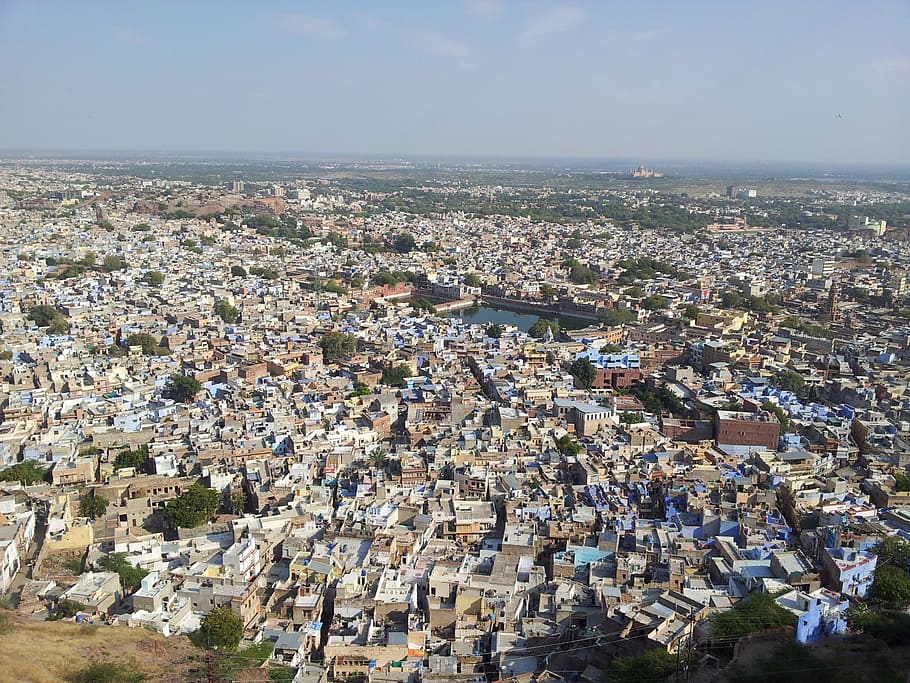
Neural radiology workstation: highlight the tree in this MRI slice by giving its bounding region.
[50,599,85,620]
[684,304,701,320]
[0,460,48,485]
[870,565,910,607]
[47,316,69,335]
[349,381,372,398]
[79,493,108,520]
[27,304,66,329]
[113,446,149,472]
[373,271,400,286]
[540,283,555,300]
[463,273,482,288]
[166,483,220,529]
[709,591,796,641]
[230,265,247,277]
[381,364,412,387]
[873,535,910,570]
[604,647,693,683]
[555,434,581,457]
[124,333,167,356]
[528,317,559,339]
[894,472,910,492]
[568,262,598,285]
[229,488,247,515]
[486,323,503,339]
[369,450,389,470]
[319,331,357,362]
[601,308,635,326]
[164,374,202,403]
[570,357,597,389]
[102,254,126,271]
[195,606,243,650]
[720,290,743,309]
[140,270,164,287]
[762,401,790,433]
[214,300,240,324]
[774,369,806,395]
[392,232,416,253]
[97,552,149,594]
[641,293,668,310]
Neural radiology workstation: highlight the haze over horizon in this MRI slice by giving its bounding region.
[1,1,908,165]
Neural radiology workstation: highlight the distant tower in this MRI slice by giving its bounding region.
[826,282,841,322]
[726,185,736,199]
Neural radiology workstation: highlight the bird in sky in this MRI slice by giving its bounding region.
[835,113,843,118]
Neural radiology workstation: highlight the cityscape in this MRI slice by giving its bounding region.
[1,2,909,683]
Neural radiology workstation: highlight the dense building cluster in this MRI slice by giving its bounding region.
[0,159,909,681]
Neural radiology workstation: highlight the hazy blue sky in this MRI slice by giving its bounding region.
[1,1,908,164]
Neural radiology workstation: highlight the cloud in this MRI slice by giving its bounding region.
[465,0,503,19]
[408,29,471,59]
[112,25,153,47]
[520,5,585,41]
[280,14,347,41]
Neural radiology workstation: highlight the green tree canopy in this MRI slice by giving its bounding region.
[195,606,243,650]
[51,599,85,620]
[762,400,790,433]
[486,323,503,339]
[641,293,669,310]
[27,304,67,331]
[555,434,581,457]
[870,565,910,607]
[568,262,598,285]
[166,483,220,529]
[528,317,559,339]
[319,331,357,362]
[373,271,400,286]
[684,304,701,320]
[164,374,202,403]
[349,381,372,398]
[140,270,164,287]
[97,552,149,594]
[720,290,743,309]
[78,492,108,520]
[113,445,149,472]
[601,308,635,326]
[0,460,48,485]
[773,369,806,395]
[102,254,126,271]
[709,591,797,641]
[381,364,412,387]
[124,333,168,356]
[604,647,693,683]
[230,265,247,277]
[462,273,482,288]
[570,357,597,389]
[392,232,417,253]
[214,300,240,324]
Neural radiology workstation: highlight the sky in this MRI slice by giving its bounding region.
[1,0,909,165]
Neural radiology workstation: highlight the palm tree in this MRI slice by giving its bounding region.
[368,450,388,471]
